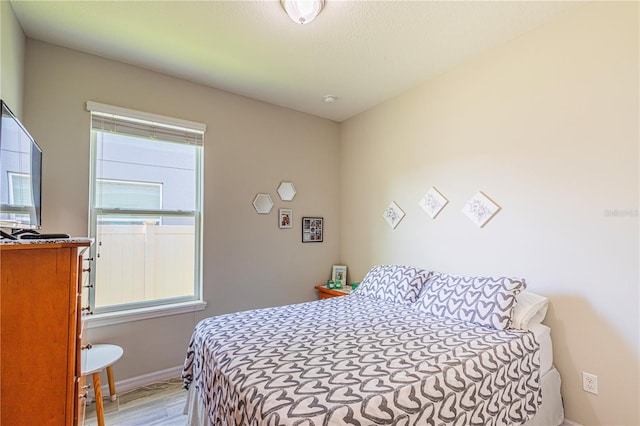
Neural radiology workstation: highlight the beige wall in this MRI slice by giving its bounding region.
[0,0,25,115]
[10,1,639,425]
[340,2,638,425]
[22,40,341,380]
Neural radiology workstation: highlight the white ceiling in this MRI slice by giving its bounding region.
[10,1,580,122]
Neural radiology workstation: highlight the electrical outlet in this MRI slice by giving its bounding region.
[583,372,598,395]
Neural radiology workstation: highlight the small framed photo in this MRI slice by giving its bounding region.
[332,265,347,286]
[279,208,292,229]
[302,217,323,242]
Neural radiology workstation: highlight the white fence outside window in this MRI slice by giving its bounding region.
[95,223,195,307]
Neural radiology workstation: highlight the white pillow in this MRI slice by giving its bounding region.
[511,291,549,330]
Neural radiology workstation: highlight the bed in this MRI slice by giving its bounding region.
[182,266,564,426]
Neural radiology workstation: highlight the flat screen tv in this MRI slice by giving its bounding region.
[0,100,42,232]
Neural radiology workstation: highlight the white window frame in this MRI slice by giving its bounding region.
[86,102,206,326]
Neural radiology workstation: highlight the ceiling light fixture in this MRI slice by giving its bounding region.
[281,0,324,25]
[323,95,337,104]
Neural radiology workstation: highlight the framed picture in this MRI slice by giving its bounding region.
[462,191,501,228]
[383,201,405,229]
[419,186,449,219]
[279,208,292,229]
[332,265,347,286]
[302,217,323,242]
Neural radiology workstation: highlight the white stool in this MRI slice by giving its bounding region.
[82,344,124,426]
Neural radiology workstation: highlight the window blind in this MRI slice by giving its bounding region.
[96,179,162,210]
[9,174,32,205]
[87,101,205,146]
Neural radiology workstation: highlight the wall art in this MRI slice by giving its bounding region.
[383,201,405,229]
[252,193,274,214]
[279,208,292,229]
[419,187,448,219]
[302,217,323,242]
[277,181,296,201]
[462,191,501,227]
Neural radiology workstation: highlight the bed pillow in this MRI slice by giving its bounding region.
[413,272,526,330]
[511,291,549,330]
[352,265,432,304]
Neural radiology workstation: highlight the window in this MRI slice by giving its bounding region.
[9,172,32,205]
[87,102,205,314]
[96,179,162,225]
[7,172,32,223]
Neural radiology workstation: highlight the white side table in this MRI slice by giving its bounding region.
[82,344,124,426]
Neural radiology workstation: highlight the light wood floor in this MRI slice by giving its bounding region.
[84,378,188,426]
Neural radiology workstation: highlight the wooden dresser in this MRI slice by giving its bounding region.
[1,240,92,426]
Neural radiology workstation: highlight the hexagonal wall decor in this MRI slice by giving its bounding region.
[253,193,274,214]
[277,182,296,201]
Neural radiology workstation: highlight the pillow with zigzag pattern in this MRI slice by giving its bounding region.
[412,272,526,330]
[352,264,432,305]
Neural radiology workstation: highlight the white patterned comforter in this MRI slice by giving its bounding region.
[182,294,541,426]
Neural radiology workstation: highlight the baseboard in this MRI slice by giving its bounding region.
[90,365,183,399]
[562,419,583,426]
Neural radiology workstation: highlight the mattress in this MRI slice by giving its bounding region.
[182,294,543,425]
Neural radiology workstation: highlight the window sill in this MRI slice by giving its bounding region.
[85,300,207,329]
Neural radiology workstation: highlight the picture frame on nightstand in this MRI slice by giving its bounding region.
[332,265,347,287]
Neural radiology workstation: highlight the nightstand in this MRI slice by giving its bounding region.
[315,285,352,300]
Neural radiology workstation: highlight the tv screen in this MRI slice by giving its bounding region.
[0,100,42,231]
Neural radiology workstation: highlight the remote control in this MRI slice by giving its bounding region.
[20,233,71,240]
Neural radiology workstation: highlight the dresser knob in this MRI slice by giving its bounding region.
[83,267,92,273]
[81,306,93,315]
[82,343,93,350]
